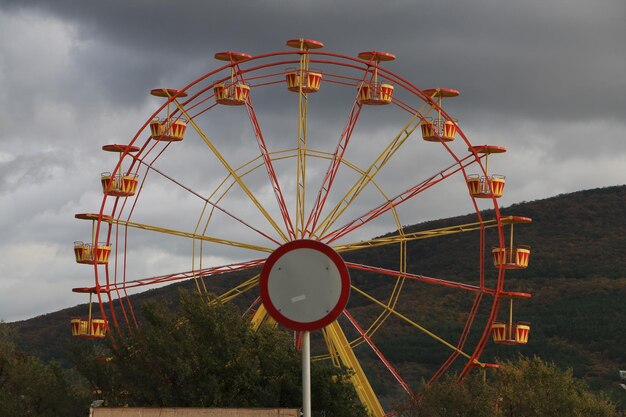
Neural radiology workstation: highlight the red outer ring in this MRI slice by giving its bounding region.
[259,240,351,331]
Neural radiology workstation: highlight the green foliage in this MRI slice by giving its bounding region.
[493,357,617,417]
[406,356,620,417]
[75,292,367,417]
[406,374,494,417]
[0,321,88,417]
[310,366,368,417]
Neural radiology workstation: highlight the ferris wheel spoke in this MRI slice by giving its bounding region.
[343,309,418,404]
[343,242,408,347]
[291,43,319,238]
[294,90,308,237]
[210,274,259,305]
[304,99,363,237]
[346,262,489,294]
[102,216,274,254]
[312,111,425,239]
[350,285,482,366]
[250,302,277,331]
[244,101,296,240]
[101,258,265,293]
[334,217,499,253]
[322,153,477,244]
[430,291,485,384]
[323,320,385,417]
[168,97,290,242]
[134,154,282,246]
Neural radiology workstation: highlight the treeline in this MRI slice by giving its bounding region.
[409,356,619,417]
[0,323,89,417]
[2,293,623,417]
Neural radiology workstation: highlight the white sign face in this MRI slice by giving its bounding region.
[267,248,343,323]
[260,240,351,331]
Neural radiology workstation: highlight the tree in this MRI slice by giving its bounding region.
[0,321,88,417]
[493,356,618,417]
[406,356,620,417]
[75,292,367,417]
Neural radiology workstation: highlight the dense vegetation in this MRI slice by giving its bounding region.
[0,323,88,417]
[73,292,368,417]
[2,315,621,416]
[408,356,619,417]
[6,185,626,410]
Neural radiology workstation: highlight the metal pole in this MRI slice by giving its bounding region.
[302,330,311,417]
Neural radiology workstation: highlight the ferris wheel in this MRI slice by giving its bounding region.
[71,39,532,415]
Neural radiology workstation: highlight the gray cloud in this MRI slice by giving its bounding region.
[3,0,624,121]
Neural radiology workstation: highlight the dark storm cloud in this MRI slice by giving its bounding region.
[2,0,625,122]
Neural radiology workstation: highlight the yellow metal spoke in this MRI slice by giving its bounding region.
[250,303,277,331]
[100,258,265,293]
[309,90,444,240]
[324,321,385,417]
[295,49,311,238]
[334,218,499,253]
[210,275,259,305]
[169,96,289,242]
[320,327,341,368]
[351,285,482,365]
[313,112,423,238]
[101,216,274,254]
[357,240,406,345]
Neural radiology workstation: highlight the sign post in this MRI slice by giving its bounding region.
[259,239,351,417]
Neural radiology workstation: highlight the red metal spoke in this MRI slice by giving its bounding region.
[429,291,484,383]
[459,292,502,381]
[132,154,282,246]
[245,99,296,240]
[322,153,476,244]
[346,262,490,294]
[304,99,363,237]
[343,310,418,403]
[121,286,139,329]
[303,63,375,237]
[243,296,262,319]
[101,258,265,293]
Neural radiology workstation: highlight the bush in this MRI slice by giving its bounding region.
[405,356,620,417]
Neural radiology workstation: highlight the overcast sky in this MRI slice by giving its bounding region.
[0,0,624,322]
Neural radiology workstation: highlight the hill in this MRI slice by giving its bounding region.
[9,185,626,403]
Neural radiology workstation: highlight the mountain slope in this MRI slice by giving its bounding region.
[9,185,626,400]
